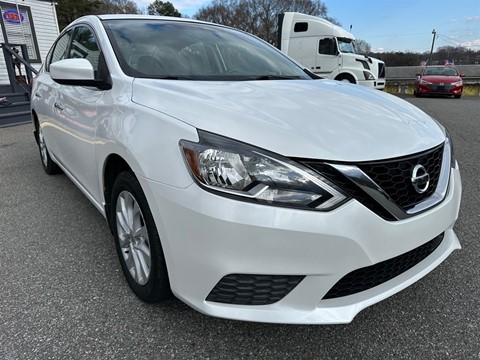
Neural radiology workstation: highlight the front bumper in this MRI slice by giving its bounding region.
[357,78,386,90]
[417,83,463,96]
[139,166,461,324]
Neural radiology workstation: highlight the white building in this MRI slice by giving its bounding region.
[0,0,59,84]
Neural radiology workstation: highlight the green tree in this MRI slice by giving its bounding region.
[194,0,339,45]
[147,0,181,17]
[56,0,101,30]
[56,0,140,30]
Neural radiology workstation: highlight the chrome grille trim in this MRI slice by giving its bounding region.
[329,139,451,220]
[329,163,407,220]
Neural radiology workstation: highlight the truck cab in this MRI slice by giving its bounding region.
[277,12,385,90]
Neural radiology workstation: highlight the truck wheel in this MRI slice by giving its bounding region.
[336,75,355,84]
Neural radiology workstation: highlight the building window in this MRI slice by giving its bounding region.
[0,1,41,63]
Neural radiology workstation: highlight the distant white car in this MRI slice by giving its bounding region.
[31,15,461,324]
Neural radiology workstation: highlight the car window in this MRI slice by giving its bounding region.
[444,68,458,76]
[48,30,72,71]
[102,20,312,81]
[424,67,458,76]
[68,26,101,78]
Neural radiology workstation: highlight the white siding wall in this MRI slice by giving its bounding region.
[0,0,59,85]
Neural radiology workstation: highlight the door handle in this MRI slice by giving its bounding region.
[54,102,64,111]
[34,92,42,98]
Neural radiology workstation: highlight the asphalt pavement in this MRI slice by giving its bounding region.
[0,96,479,359]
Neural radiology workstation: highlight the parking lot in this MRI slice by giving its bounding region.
[0,96,479,359]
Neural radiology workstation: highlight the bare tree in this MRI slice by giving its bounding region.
[355,39,372,54]
[98,0,140,14]
[194,0,339,44]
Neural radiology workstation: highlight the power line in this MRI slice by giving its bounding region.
[437,33,480,48]
[363,32,430,39]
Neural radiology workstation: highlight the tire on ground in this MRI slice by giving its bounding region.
[110,171,171,302]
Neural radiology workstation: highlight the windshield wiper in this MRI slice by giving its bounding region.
[252,75,304,80]
[154,75,195,80]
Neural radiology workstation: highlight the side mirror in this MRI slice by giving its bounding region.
[460,73,465,77]
[50,58,110,89]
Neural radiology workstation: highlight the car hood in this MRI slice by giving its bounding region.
[132,78,445,161]
[421,75,462,83]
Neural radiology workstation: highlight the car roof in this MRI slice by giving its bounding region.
[67,14,231,33]
[96,14,207,24]
[96,14,194,22]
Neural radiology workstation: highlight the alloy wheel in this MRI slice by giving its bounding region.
[115,190,152,285]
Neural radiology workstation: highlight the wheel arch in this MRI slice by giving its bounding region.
[335,72,357,83]
[32,109,40,144]
[103,153,134,232]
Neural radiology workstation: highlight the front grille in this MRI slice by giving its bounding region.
[300,143,446,220]
[428,84,453,92]
[358,144,443,209]
[303,162,397,220]
[206,274,305,305]
[323,233,444,299]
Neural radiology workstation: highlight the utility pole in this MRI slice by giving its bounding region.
[428,29,436,65]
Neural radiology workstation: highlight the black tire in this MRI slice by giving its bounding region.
[413,90,420,97]
[454,95,461,99]
[111,171,171,302]
[336,74,355,84]
[36,123,61,175]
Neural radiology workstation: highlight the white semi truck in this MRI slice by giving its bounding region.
[277,12,386,90]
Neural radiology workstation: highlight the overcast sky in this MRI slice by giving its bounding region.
[134,0,480,53]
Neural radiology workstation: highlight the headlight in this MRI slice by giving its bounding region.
[420,79,432,85]
[445,129,456,168]
[363,71,375,80]
[432,117,455,169]
[452,80,463,86]
[180,131,349,211]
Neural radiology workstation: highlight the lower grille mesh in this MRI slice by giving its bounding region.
[206,274,305,305]
[323,233,444,299]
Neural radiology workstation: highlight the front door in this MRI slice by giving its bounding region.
[315,37,340,76]
[47,25,107,202]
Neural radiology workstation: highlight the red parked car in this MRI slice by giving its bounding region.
[414,66,464,98]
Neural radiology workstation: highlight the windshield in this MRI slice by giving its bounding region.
[102,19,312,81]
[423,67,459,76]
[337,38,356,54]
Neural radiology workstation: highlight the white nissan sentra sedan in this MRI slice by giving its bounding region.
[31,15,462,324]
